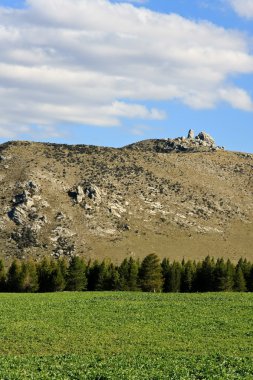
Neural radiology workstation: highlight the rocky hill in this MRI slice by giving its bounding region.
[0,130,252,263]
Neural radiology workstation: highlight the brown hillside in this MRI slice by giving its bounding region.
[0,135,252,264]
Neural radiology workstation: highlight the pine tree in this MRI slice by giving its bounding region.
[37,258,65,292]
[167,261,181,292]
[37,257,54,292]
[237,258,251,290]
[87,260,101,291]
[7,259,23,292]
[118,258,129,290]
[161,258,170,292]
[66,256,87,291]
[214,258,234,291]
[106,263,120,291]
[248,265,253,292]
[128,257,139,291]
[118,257,139,291]
[224,259,235,291]
[139,254,163,292]
[198,256,215,292]
[20,260,39,292]
[234,266,247,292]
[181,260,195,292]
[0,259,6,292]
[50,264,66,292]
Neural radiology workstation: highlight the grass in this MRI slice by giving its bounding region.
[0,292,252,379]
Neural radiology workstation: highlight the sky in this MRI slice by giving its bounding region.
[0,0,252,152]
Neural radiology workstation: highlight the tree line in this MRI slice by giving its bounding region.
[0,254,252,293]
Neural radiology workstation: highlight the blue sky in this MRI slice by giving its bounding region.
[0,0,252,152]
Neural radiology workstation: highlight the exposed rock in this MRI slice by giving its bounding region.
[13,190,34,208]
[85,184,101,203]
[187,129,195,139]
[108,202,126,218]
[11,227,38,249]
[26,180,39,195]
[126,130,223,153]
[8,206,27,225]
[55,211,66,221]
[197,131,215,145]
[68,185,84,204]
[68,183,102,205]
[51,226,76,258]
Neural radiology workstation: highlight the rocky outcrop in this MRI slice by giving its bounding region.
[187,129,195,139]
[68,183,102,205]
[8,181,47,249]
[51,226,76,258]
[165,130,223,153]
[196,132,215,145]
[125,130,224,153]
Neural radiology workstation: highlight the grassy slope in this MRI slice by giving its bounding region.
[0,141,252,263]
[0,292,252,379]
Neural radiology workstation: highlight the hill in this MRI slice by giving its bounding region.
[0,130,252,263]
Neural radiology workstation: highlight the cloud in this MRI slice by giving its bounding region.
[0,0,253,138]
[121,0,149,3]
[228,0,253,19]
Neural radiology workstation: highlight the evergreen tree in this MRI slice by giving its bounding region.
[118,257,139,291]
[0,259,6,292]
[106,263,120,291]
[237,258,251,290]
[66,256,87,291]
[234,266,247,292]
[7,259,23,292]
[167,261,181,292]
[37,257,54,292]
[181,260,195,292]
[118,258,129,290]
[128,257,139,291]
[20,260,39,292]
[139,254,163,292]
[50,264,66,292]
[87,260,101,291]
[37,258,65,292]
[198,256,215,292]
[96,260,109,290]
[224,259,235,291]
[93,260,120,291]
[161,258,170,292]
[214,258,234,291]
[58,258,68,283]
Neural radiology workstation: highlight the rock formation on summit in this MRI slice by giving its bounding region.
[166,130,222,153]
[125,130,224,153]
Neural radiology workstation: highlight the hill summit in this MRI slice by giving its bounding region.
[0,131,252,263]
[125,129,224,153]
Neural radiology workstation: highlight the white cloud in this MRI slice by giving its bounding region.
[228,0,253,19]
[219,87,253,111]
[0,0,253,138]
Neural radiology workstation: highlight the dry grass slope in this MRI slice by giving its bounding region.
[0,138,252,263]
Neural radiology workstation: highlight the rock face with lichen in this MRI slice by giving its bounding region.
[0,136,252,263]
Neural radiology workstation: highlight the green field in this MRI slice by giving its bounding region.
[0,292,252,379]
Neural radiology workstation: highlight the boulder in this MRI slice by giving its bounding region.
[187,129,195,139]
[197,132,215,145]
[26,180,39,195]
[85,184,101,203]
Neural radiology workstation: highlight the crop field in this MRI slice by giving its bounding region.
[0,292,252,379]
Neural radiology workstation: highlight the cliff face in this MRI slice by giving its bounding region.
[0,134,252,263]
